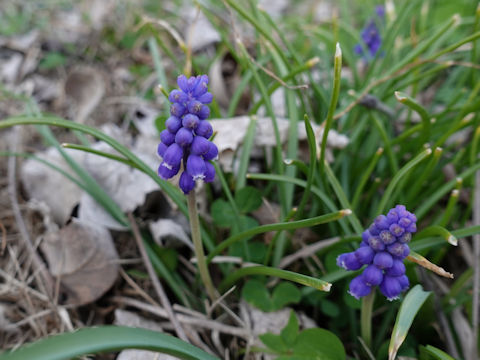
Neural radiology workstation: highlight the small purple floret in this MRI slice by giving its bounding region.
[380,276,402,301]
[349,275,372,300]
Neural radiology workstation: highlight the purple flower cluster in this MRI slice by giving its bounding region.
[354,5,384,58]
[337,205,417,301]
[157,75,218,194]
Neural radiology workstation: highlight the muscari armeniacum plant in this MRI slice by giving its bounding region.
[337,205,416,301]
[158,74,219,302]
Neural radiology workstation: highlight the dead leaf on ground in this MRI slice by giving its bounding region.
[149,218,192,250]
[41,219,119,305]
[21,147,83,225]
[210,116,349,171]
[183,7,220,52]
[63,66,106,124]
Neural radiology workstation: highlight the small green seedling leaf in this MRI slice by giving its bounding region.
[290,328,346,360]
[241,280,302,312]
[241,279,272,311]
[211,199,236,227]
[272,282,301,311]
[259,333,288,354]
[420,345,456,360]
[234,186,263,213]
[388,285,431,360]
[280,311,299,347]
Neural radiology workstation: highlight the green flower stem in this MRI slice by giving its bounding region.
[361,292,375,351]
[187,192,218,302]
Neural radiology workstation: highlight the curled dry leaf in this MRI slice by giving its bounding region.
[210,116,349,171]
[41,219,119,305]
[149,218,193,250]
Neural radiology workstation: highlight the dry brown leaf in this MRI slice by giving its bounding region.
[64,66,105,124]
[210,116,349,171]
[41,219,119,305]
[21,147,83,225]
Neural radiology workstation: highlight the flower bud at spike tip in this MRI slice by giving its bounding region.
[336,204,416,300]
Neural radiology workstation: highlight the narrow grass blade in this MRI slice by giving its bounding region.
[351,147,383,210]
[218,265,331,293]
[236,116,257,190]
[295,114,316,218]
[421,345,456,360]
[62,143,138,169]
[395,91,430,143]
[207,210,351,264]
[0,326,218,360]
[414,226,458,246]
[320,43,342,173]
[370,112,398,174]
[376,148,432,216]
[323,161,363,233]
[388,285,431,360]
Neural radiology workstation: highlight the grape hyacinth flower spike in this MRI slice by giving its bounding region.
[337,205,417,301]
[354,5,385,59]
[157,74,218,194]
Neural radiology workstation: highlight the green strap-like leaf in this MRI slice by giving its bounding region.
[0,326,219,360]
[388,285,431,360]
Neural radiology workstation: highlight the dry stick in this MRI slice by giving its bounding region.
[419,269,460,358]
[7,129,54,298]
[119,267,160,308]
[127,213,188,342]
[278,237,340,269]
[0,220,7,255]
[111,296,250,338]
[472,172,480,360]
